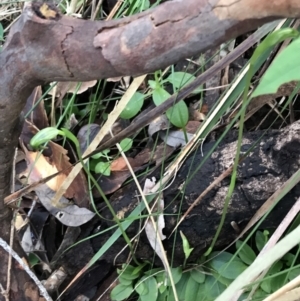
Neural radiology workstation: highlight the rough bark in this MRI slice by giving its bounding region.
[1,0,300,299]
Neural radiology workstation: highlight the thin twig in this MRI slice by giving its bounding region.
[0,237,53,301]
[4,147,19,301]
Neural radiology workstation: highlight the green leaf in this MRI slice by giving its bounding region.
[30,127,62,149]
[155,271,166,291]
[185,276,200,301]
[210,271,232,287]
[132,262,147,275]
[120,92,145,119]
[28,253,40,267]
[220,261,247,280]
[152,86,171,106]
[166,267,182,286]
[252,288,268,300]
[260,261,283,293]
[61,128,80,148]
[119,138,133,152]
[94,161,111,176]
[190,267,205,283]
[180,231,194,260]
[255,231,268,252]
[148,80,159,90]
[118,265,140,280]
[135,280,149,296]
[288,267,300,281]
[166,100,188,128]
[270,272,287,292]
[118,277,132,286]
[167,71,202,94]
[91,149,111,160]
[111,284,133,301]
[144,268,163,276]
[139,276,158,301]
[209,251,247,279]
[152,86,188,128]
[236,240,256,265]
[157,289,170,301]
[202,275,226,300]
[175,272,190,300]
[252,35,300,98]
[283,253,295,267]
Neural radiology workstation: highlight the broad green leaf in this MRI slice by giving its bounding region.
[152,86,171,106]
[190,267,205,283]
[135,280,149,296]
[167,71,202,94]
[132,262,147,275]
[252,35,300,98]
[111,284,133,301]
[166,100,188,128]
[154,271,168,294]
[268,261,283,275]
[157,289,170,301]
[144,268,163,276]
[118,277,132,286]
[185,276,200,301]
[166,267,182,286]
[196,283,209,301]
[236,240,256,265]
[200,275,226,301]
[148,80,159,90]
[260,261,283,293]
[152,86,188,128]
[158,283,167,294]
[210,271,232,287]
[255,231,267,252]
[119,138,133,152]
[288,267,300,281]
[120,92,145,119]
[260,278,272,294]
[209,252,233,270]
[270,272,288,292]
[252,288,268,300]
[94,161,111,176]
[118,265,141,280]
[175,273,190,300]
[219,261,247,280]
[139,276,158,301]
[209,252,247,279]
[283,253,295,267]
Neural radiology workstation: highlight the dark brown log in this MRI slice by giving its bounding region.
[91,120,300,265]
[1,0,300,299]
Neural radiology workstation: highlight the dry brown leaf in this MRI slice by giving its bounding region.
[185,120,201,134]
[22,135,89,208]
[110,157,136,171]
[93,171,132,196]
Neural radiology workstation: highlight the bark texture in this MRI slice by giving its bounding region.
[1,0,300,299]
